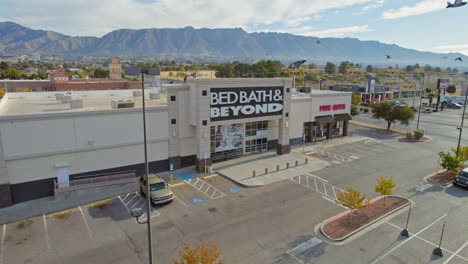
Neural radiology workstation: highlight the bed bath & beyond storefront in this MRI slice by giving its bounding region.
[179,78,352,172]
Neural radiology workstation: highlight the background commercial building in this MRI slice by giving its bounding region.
[0,78,351,207]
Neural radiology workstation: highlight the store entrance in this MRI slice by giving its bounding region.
[210,121,268,163]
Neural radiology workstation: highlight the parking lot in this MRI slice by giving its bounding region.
[1,131,468,264]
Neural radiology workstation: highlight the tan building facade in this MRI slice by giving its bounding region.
[0,78,351,207]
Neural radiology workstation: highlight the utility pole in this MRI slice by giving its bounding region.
[456,81,468,158]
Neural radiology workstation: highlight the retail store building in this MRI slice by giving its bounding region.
[0,78,351,207]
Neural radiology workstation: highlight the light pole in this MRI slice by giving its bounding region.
[416,72,426,130]
[456,81,468,158]
[125,67,159,264]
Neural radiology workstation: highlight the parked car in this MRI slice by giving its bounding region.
[454,168,468,189]
[139,174,174,205]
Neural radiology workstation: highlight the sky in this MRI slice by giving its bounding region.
[1,0,467,56]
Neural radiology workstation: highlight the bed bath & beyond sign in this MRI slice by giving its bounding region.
[210,87,284,121]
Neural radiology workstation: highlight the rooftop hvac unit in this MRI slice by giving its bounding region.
[133,91,142,97]
[111,99,135,109]
[55,93,64,100]
[70,99,83,109]
[61,95,71,103]
[297,86,311,93]
[149,92,160,99]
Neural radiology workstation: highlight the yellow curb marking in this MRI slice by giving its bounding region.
[48,209,75,218]
[203,174,218,179]
[90,199,112,208]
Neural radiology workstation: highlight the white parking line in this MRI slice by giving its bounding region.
[78,206,93,240]
[386,221,468,263]
[443,241,468,264]
[418,189,468,209]
[305,173,328,183]
[0,224,5,264]
[42,214,51,250]
[174,195,189,207]
[370,214,447,264]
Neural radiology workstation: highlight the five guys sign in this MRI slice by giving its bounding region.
[319,104,346,112]
[210,87,284,121]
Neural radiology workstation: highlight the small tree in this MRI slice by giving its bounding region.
[351,106,359,116]
[174,240,223,264]
[374,176,396,206]
[438,152,463,172]
[336,187,369,223]
[372,100,415,130]
[324,62,336,74]
[451,146,468,164]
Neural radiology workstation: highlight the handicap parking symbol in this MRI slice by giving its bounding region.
[190,196,205,205]
[226,186,240,193]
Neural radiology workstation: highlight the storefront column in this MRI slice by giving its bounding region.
[343,120,348,136]
[326,123,332,139]
[277,118,291,155]
[0,184,11,208]
[307,122,314,143]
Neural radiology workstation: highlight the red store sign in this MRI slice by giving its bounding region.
[319,104,346,112]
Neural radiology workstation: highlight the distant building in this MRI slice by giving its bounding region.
[108,56,122,79]
[32,53,41,62]
[48,66,69,82]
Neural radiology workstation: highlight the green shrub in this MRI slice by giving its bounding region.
[351,106,359,116]
[405,132,412,140]
[425,109,431,112]
[413,129,424,140]
[364,109,369,113]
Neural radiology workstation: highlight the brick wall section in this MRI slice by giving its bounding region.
[2,80,141,92]
[2,81,52,92]
[55,80,141,91]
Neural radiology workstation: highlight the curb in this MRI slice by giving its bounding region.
[349,120,406,134]
[423,170,454,187]
[319,195,412,243]
[398,136,433,143]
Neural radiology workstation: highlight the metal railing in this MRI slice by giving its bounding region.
[54,171,137,194]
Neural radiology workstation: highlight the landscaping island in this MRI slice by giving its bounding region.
[321,196,410,241]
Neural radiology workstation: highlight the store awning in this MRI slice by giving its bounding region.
[334,113,352,121]
[315,115,335,124]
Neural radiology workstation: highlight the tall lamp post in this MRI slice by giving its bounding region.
[124,67,160,264]
[416,72,426,130]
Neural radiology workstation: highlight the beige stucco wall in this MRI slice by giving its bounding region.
[0,108,170,184]
[7,141,168,184]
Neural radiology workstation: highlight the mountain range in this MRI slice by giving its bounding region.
[0,21,467,67]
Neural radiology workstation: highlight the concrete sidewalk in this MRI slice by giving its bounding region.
[0,182,138,225]
[212,136,370,187]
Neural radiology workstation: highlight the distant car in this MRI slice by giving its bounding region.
[421,95,429,99]
[454,168,468,189]
[447,102,463,109]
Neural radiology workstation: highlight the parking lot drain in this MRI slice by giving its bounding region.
[227,186,240,193]
[208,208,217,213]
[190,196,206,205]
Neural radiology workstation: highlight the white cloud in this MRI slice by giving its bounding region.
[360,0,384,13]
[430,44,468,56]
[381,0,443,20]
[0,0,374,36]
[298,25,372,37]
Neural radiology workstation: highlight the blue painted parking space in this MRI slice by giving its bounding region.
[331,160,342,164]
[189,196,205,205]
[350,155,361,160]
[226,186,240,193]
[180,173,192,180]
[307,146,317,151]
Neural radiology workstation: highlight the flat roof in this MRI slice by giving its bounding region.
[0,91,167,116]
